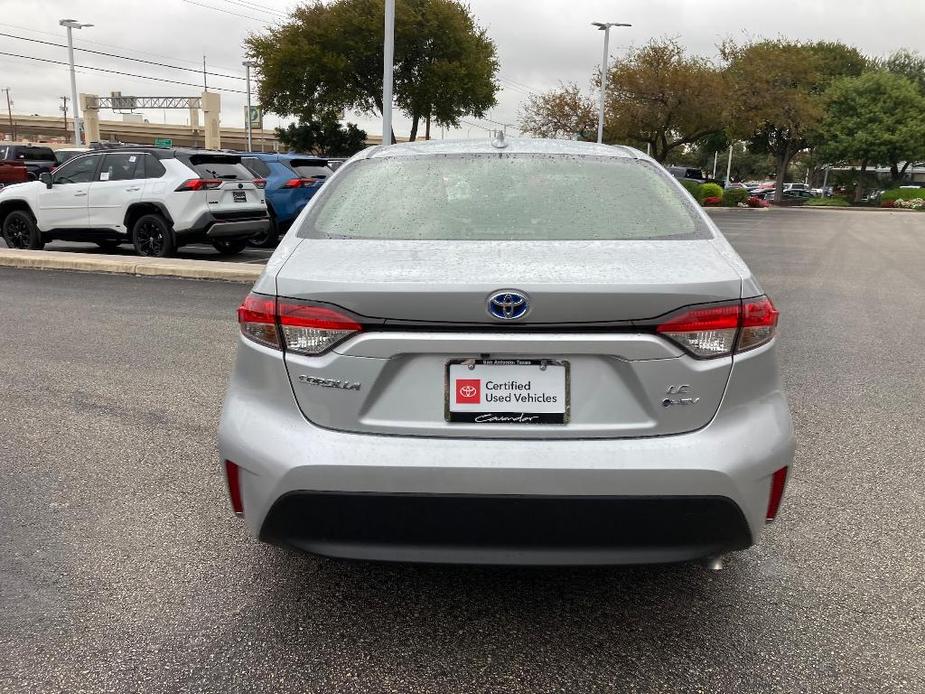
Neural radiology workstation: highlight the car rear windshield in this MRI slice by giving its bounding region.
[288,159,331,179]
[11,146,56,162]
[298,154,711,241]
[186,155,253,180]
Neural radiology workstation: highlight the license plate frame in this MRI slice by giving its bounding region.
[232,190,247,202]
[444,358,570,424]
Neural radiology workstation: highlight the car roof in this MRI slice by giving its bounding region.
[237,152,329,163]
[75,146,243,159]
[360,137,646,160]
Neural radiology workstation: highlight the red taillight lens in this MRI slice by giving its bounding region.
[738,296,779,352]
[175,178,222,191]
[236,293,362,355]
[224,460,244,515]
[656,295,779,358]
[656,303,740,358]
[766,465,789,521]
[282,177,319,188]
[278,302,363,355]
[252,178,266,189]
[237,293,280,349]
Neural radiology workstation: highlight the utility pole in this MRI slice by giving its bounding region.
[203,56,208,90]
[60,19,92,146]
[2,88,14,142]
[726,144,734,185]
[382,0,395,144]
[713,151,719,180]
[591,21,631,145]
[60,96,69,140]
[243,60,256,151]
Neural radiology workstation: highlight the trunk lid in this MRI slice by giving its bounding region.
[275,239,743,324]
[274,238,744,439]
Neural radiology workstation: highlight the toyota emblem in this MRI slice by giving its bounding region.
[487,290,529,320]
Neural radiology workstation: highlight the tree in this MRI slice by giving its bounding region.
[245,0,499,142]
[519,83,597,140]
[602,38,727,162]
[276,115,368,157]
[722,40,865,201]
[878,49,925,94]
[816,71,925,199]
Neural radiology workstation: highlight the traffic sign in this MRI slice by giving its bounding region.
[154,137,172,148]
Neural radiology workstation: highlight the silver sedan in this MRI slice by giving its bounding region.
[218,137,794,566]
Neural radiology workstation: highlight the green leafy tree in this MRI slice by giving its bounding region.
[602,38,728,162]
[519,83,597,140]
[246,0,499,142]
[877,49,925,94]
[276,115,368,157]
[722,40,866,201]
[817,71,925,199]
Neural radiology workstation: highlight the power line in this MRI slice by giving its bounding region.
[0,32,248,82]
[219,0,288,18]
[0,21,242,72]
[0,51,249,94]
[182,0,268,23]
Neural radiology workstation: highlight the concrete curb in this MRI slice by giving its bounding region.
[0,249,262,283]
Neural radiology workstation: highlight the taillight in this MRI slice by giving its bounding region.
[765,466,789,522]
[175,178,222,191]
[282,177,319,188]
[738,296,779,352]
[252,178,266,189]
[656,295,779,358]
[224,460,244,516]
[236,293,362,355]
[278,302,363,354]
[237,293,279,349]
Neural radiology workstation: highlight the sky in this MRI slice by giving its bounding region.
[1,0,923,139]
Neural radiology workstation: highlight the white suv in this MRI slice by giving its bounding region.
[0,147,269,257]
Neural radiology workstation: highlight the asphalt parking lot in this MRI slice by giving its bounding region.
[1,208,923,693]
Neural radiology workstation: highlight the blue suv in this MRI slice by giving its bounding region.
[239,153,332,246]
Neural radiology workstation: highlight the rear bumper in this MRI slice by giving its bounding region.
[218,338,795,565]
[176,211,270,243]
[261,492,751,565]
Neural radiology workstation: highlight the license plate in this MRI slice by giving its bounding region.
[232,190,247,202]
[446,359,569,424]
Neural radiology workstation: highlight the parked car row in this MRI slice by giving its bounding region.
[0,145,338,257]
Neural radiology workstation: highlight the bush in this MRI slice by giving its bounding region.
[746,196,770,208]
[703,196,723,206]
[805,197,850,207]
[680,179,703,202]
[722,188,749,207]
[881,188,925,203]
[892,197,925,209]
[700,182,724,200]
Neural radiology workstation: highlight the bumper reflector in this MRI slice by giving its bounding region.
[765,466,789,522]
[224,460,244,516]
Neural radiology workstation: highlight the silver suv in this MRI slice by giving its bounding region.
[218,138,795,566]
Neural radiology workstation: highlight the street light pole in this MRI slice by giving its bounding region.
[60,19,92,146]
[382,0,395,144]
[591,21,631,145]
[2,88,14,142]
[243,60,257,151]
[726,144,734,184]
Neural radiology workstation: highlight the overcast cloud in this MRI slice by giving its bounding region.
[1,0,922,139]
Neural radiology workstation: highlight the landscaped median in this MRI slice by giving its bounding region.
[0,249,263,283]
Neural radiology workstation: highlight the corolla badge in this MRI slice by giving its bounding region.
[487,290,529,320]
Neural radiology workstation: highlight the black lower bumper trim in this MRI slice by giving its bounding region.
[260,492,753,564]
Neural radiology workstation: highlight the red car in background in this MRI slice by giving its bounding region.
[0,160,29,190]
